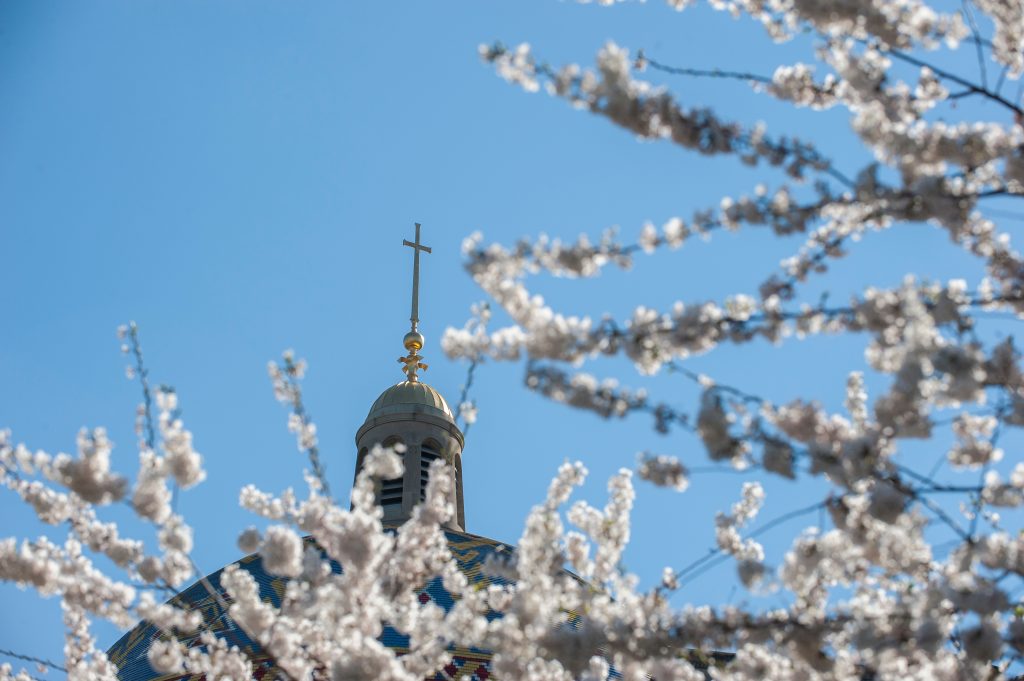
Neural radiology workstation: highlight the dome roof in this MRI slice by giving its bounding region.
[108,529,519,681]
[367,380,455,422]
[106,530,726,680]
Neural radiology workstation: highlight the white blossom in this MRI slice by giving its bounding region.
[948,412,1003,468]
[7,4,1024,679]
[458,400,478,425]
[260,524,304,577]
[715,483,767,588]
[636,453,689,491]
[146,639,184,674]
[53,429,127,505]
[237,526,262,554]
[974,0,1024,76]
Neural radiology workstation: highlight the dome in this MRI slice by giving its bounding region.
[367,380,455,422]
[106,530,725,680]
[108,529,524,681]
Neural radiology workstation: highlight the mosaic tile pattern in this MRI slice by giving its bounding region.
[108,528,523,681]
[107,527,728,680]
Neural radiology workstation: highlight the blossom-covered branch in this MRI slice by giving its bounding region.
[481,42,839,182]
[268,350,330,497]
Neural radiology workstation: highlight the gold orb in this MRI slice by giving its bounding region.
[403,330,425,351]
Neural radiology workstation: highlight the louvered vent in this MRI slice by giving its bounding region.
[420,441,442,501]
[381,477,403,506]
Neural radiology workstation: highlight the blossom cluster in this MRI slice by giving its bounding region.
[437,2,1024,678]
[5,0,1024,679]
[268,351,330,495]
[0,387,208,679]
[481,41,833,180]
[3,326,1024,680]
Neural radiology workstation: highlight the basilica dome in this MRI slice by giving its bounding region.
[106,230,724,680]
[109,317,507,680]
[107,527,518,681]
[106,361,602,680]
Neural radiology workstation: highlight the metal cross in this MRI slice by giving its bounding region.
[403,223,432,331]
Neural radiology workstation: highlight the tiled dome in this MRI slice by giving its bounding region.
[108,529,522,681]
[106,531,726,681]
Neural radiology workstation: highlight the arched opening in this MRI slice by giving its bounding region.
[454,452,465,530]
[380,437,404,507]
[420,439,442,501]
[355,447,368,478]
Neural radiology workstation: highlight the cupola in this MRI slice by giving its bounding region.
[354,224,467,531]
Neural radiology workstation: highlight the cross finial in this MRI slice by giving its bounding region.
[403,222,432,332]
[399,223,431,382]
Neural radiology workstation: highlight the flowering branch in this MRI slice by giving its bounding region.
[481,41,839,182]
[0,648,67,673]
[267,350,330,498]
[118,323,156,451]
[880,43,1024,116]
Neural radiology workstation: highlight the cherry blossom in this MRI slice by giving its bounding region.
[5,0,1024,678]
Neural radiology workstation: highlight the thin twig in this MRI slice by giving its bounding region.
[456,357,479,437]
[125,323,156,451]
[969,399,1008,539]
[960,0,988,89]
[994,65,1009,98]
[748,501,829,540]
[640,53,857,190]
[642,53,773,85]
[667,361,764,405]
[674,500,826,584]
[0,648,67,673]
[893,462,943,489]
[883,46,1023,116]
[279,354,331,498]
[490,43,855,190]
[123,323,183,511]
[916,493,972,541]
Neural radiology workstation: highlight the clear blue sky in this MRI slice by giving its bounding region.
[1,0,1021,668]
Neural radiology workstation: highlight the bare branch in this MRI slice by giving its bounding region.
[0,647,67,673]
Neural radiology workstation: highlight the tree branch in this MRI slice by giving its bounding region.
[882,45,1024,117]
[0,647,67,673]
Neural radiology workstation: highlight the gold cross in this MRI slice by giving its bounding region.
[398,223,431,382]
[403,222,432,332]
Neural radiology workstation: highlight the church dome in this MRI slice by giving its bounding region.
[104,227,727,680]
[107,528,524,680]
[367,380,455,422]
[106,530,725,680]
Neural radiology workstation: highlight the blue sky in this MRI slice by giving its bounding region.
[2,0,1022,669]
